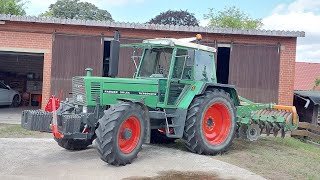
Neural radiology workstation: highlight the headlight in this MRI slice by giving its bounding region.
[76,95,83,102]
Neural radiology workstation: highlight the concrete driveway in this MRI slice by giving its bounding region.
[0,106,38,124]
[0,138,265,180]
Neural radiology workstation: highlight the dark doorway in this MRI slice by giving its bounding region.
[0,52,44,108]
[216,47,231,84]
[103,41,111,77]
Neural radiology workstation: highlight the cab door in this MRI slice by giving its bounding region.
[165,49,195,106]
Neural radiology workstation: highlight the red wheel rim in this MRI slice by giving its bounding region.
[118,116,141,154]
[202,103,231,145]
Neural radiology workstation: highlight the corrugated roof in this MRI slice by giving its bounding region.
[0,14,305,38]
[294,91,320,105]
[295,62,320,90]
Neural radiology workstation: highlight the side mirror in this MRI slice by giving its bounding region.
[109,31,121,78]
[6,85,10,89]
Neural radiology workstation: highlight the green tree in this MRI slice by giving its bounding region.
[0,0,26,15]
[148,10,199,26]
[314,78,320,90]
[40,0,113,21]
[204,6,262,29]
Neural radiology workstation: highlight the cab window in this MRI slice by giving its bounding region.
[194,50,214,82]
[172,49,194,79]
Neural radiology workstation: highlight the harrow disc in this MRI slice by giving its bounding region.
[281,127,286,138]
[273,124,280,137]
[238,124,248,140]
[265,122,272,136]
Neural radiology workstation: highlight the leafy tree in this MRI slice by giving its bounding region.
[0,0,26,15]
[313,78,320,90]
[40,0,113,21]
[204,6,262,29]
[148,10,199,26]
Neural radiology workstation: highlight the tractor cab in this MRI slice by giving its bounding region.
[123,36,217,106]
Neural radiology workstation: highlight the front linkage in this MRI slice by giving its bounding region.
[22,96,97,150]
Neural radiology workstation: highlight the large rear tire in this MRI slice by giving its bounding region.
[95,102,147,166]
[54,138,93,150]
[183,89,237,155]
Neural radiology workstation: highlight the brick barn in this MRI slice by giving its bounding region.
[0,15,304,108]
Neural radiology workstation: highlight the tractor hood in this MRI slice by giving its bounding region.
[74,76,160,107]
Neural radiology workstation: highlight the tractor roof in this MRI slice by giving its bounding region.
[121,38,217,53]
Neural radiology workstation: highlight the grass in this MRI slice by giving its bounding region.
[214,137,320,180]
[0,123,51,138]
[163,137,320,180]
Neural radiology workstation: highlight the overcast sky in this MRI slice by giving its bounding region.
[24,0,320,63]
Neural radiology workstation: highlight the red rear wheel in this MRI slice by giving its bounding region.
[183,89,236,155]
[203,103,231,145]
[118,116,141,154]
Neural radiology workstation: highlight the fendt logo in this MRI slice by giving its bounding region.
[103,90,157,96]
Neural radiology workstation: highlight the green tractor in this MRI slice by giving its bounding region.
[21,33,298,166]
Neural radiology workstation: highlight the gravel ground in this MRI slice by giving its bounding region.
[0,107,38,125]
[0,138,265,180]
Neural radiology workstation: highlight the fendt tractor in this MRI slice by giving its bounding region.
[22,32,299,166]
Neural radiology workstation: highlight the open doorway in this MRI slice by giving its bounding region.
[0,51,44,123]
[216,46,231,84]
[103,41,111,77]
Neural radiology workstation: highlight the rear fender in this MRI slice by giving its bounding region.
[117,98,151,144]
[199,83,240,106]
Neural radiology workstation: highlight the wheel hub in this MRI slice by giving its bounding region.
[206,118,215,129]
[247,124,260,141]
[121,128,133,140]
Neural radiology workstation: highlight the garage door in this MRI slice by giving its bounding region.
[51,34,103,99]
[229,44,280,103]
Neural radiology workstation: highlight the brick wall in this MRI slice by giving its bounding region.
[0,21,297,106]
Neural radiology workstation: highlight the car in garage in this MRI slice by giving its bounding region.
[0,81,21,107]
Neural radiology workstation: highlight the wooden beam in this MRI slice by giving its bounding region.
[298,122,320,132]
[292,130,320,141]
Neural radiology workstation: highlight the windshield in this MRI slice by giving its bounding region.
[138,48,173,78]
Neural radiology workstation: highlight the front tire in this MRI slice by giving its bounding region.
[11,95,20,107]
[183,89,237,155]
[95,102,147,166]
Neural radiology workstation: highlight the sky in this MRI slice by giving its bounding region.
[24,0,320,63]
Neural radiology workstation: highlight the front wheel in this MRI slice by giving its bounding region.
[95,102,147,166]
[183,89,237,155]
